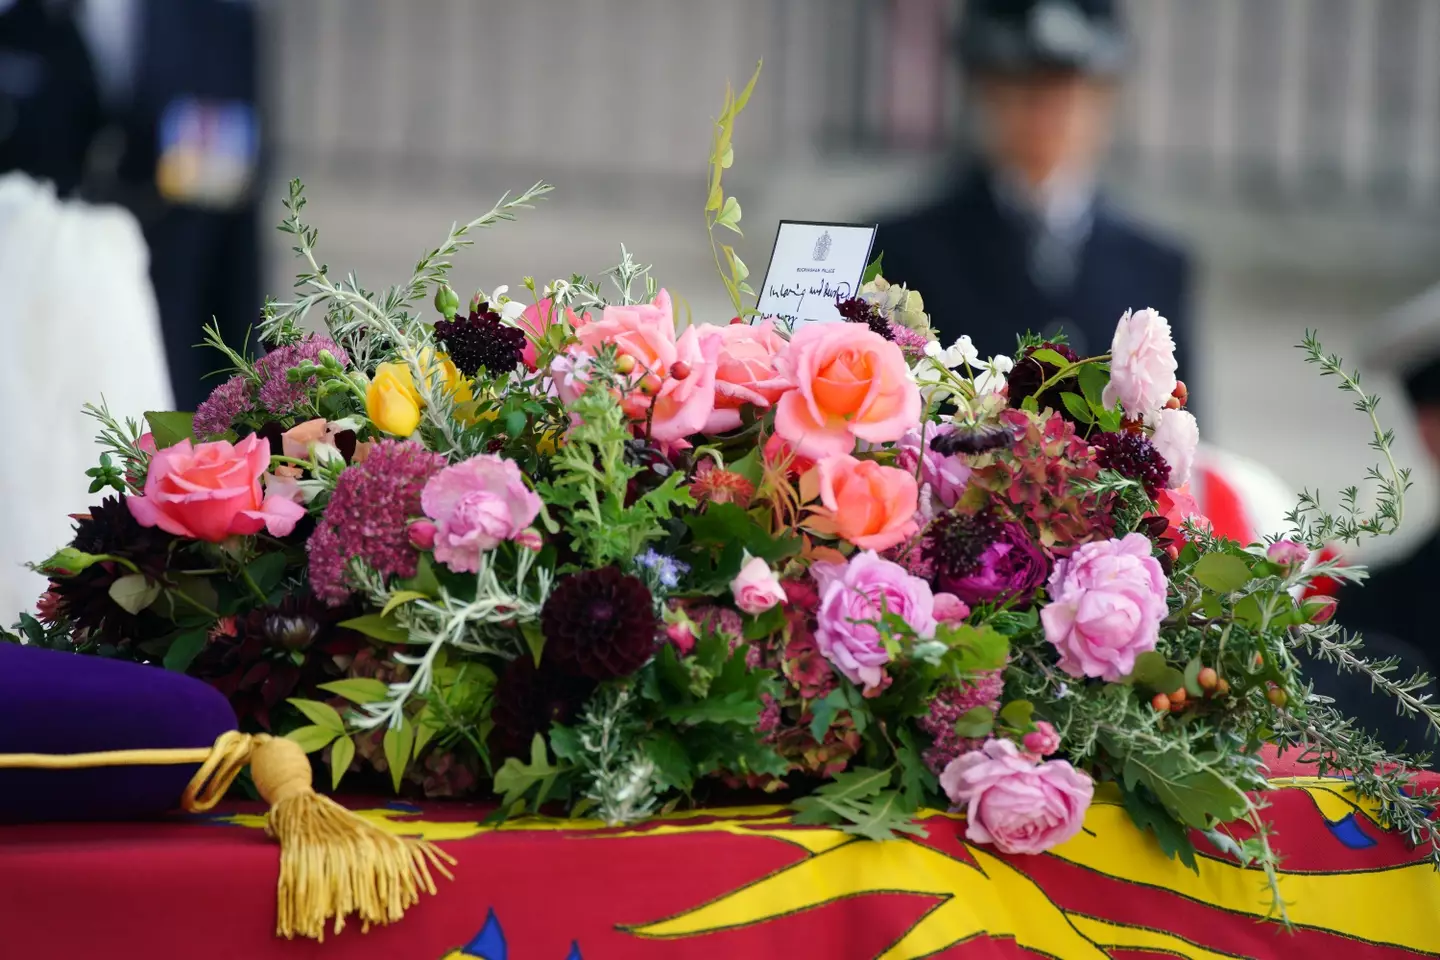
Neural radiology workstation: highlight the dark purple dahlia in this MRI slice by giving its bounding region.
[541,566,657,680]
[1007,341,1082,420]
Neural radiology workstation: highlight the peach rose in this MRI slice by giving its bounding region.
[574,289,678,382]
[773,323,921,460]
[127,433,306,542]
[700,320,789,433]
[648,326,719,444]
[805,454,919,551]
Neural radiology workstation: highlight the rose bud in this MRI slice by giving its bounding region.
[1266,539,1309,570]
[1302,596,1338,624]
[408,520,438,550]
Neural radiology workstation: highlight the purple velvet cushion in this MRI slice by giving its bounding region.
[0,645,237,822]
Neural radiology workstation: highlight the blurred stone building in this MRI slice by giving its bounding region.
[263,0,1440,556]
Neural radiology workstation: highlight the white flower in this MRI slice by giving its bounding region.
[973,354,1014,395]
[1150,408,1200,488]
[924,335,982,370]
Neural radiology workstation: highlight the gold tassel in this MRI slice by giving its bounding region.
[2,731,455,941]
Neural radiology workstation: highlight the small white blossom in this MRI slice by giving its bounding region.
[973,354,1014,395]
[924,334,983,370]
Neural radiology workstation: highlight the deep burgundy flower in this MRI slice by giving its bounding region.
[926,516,1048,609]
[488,656,597,762]
[1007,342,1081,421]
[434,303,527,378]
[541,566,657,680]
[1091,430,1171,498]
[835,297,893,341]
[49,496,175,647]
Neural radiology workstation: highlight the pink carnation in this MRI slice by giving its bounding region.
[421,455,542,573]
[1041,533,1168,681]
[812,551,936,693]
[941,738,1093,855]
[1103,308,1177,423]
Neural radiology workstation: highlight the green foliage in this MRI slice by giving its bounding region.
[705,62,763,316]
[494,734,567,815]
[162,628,209,673]
[144,411,195,450]
[861,252,885,285]
[1120,781,1198,870]
[338,612,411,644]
[1192,553,1253,594]
[791,767,928,842]
[682,501,800,592]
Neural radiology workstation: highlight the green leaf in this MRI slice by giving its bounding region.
[1182,658,1205,699]
[790,767,926,842]
[162,628,209,673]
[1078,363,1108,410]
[413,705,442,758]
[941,623,1010,673]
[1021,394,1040,414]
[742,605,786,641]
[716,196,742,234]
[246,553,288,596]
[861,251,885,285]
[809,688,845,741]
[548,723,582,764]
[318,678,390,704]
[729,251,749,283]
[286,697,345,735]
[997,699,1036,733]
[645,730,693,793]
[330,735,355,791]
[396,554,441,596]
[144,411,195,449]
[287,724,339,754]
[39,546,111,575]
[383,719,416,792]
[664,693,760,726]
[953,706,995,738]
[1029,349,1073,368]
[1121,781,1198,871]
[521,619,546,667]
[1193,553,1253,594]
[733,60,762,113]
[493,734,564,811]
[719,144,734,169]
[810,765,891,803]
[1123,755,1248,830]
[338,613,410,644]
[504,409,527,439]
[108,574,160,614]
[1095,407,1123,432]
[1060,392,1094,424]
[381,590,429,618]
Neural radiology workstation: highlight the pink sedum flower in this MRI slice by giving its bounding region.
[812,551,936,693]
[1022,721,1061,759]
[1103,308,1177,423]
[730,554,786,615]
[1041,533,1169,682]
[1150,407,1199,489]
[127,433,305,542]
[941,738,1094,855]
[421,454,542,573]
[773,323,921,460]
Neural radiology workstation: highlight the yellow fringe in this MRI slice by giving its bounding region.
[0,731,455,941]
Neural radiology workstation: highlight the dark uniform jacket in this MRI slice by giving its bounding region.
[877,166,1195,391]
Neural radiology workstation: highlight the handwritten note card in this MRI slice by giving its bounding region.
[756,221,878,327]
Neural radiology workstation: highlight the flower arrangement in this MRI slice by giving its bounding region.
[10,70,1439,921]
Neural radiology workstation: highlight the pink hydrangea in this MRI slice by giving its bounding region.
[1041,533,1169,681]
[255,335,351,417]
[941,738,1094,855]
[420,454,542,573]
[307,440,446,605]
[812,551,937,694]
[1103,308,1176,423]
[918,671,1005,775]
[193,374,255,438]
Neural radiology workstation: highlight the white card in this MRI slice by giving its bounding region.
[755,221,878,327]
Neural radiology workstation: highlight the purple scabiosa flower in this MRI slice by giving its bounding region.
[918,670,1005,775]
[193,374,255,438]
[307,439,446,605]
[255,335,351,418]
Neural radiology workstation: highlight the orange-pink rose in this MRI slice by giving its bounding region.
[127,433,306,542]
[773,323,921,460]
[805,454,919,551]
[573,289,678,383]
[700,320,789,433]
[648,326,719,444]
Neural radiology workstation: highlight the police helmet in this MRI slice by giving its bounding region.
[958,0,1129,76]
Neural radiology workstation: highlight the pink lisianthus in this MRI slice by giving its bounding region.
[700,320,789,433]
[549,349,593,408]
[773,323,921,460]
[1154,485,1211,545]
[647,326,719,444]
[518,298,585,370]
[1041,533,1169,681]
[941,738,1093,855]
[812,551,937,693]
[730,554,786,615]
[1150,408,1199,489]
[420,454,542,573]
[1266,539,1309,570]
[127,433,305,542]
[1103,308,1177,423]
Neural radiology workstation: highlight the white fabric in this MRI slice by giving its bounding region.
[0,174,172,624]
[1192,442,1300,543]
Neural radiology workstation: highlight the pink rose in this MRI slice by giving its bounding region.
[1103,308,1177,423]
[701,320,789,433]
[933,592,972,625]
[773,323,921,460]
[1041,533,1169,681]
[812,551,937,693]
[647,326,719,444]
[518,298,585,370]
[1154,485,1212,546]
[730,554,786,615]
[807,454,919,551]
[941,738,1093,855]
[420,454,542,573]
[1266,539,1309,569]
[574,289,678,383]
[1149,408,1198,489]
[136,432,158,455]
[1021,721,1061,759]
[127,433,306,542]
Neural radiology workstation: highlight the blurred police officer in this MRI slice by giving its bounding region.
[877,0,1195,390]
[0,0,103,195]
[77,0,263,411]
[1312,285,1440,753]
